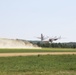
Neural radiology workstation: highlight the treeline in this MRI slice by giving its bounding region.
[36,42,76,48]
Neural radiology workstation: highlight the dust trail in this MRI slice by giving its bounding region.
[0,38,40,49]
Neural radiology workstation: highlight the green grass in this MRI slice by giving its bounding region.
[0,55,76,75]
[0,48,76,53]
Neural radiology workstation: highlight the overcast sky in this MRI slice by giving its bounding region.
[0,0,76,42]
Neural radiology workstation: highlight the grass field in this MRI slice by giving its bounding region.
[0,55,76,75]
[0,48,76,53]
[0,48,76,75]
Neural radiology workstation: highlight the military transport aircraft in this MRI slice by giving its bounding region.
[37,34,61,43]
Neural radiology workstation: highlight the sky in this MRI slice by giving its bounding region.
[0,0,76,42]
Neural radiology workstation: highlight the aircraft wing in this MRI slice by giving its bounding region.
[36,37,41,39]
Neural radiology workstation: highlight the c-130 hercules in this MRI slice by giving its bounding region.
[37,34,61,43]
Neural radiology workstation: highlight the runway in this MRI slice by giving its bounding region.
[0,52,76,57]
